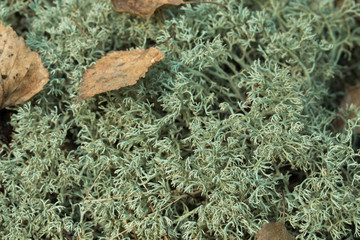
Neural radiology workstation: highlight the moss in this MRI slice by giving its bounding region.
[1,0,360,239]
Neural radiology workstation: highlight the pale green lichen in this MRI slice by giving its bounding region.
[0,0,360,239]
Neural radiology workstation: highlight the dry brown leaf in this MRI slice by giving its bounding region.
[111,0,227,18]
[76,47,163,103]
[111,0,183,18]
[257,222,296,240]
[332,84,360,133]
[0,23,49,109]
[335,0,360,9]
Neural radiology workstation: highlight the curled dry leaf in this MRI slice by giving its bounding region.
[0,23,49,109]
[257,222,296,240]
[332,84,360,133]
[111,0,227,18]
[111,0,183,18]
[76,47,163,103]
[111,0,182,18]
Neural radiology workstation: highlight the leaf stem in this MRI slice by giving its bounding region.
[281,191,285,225]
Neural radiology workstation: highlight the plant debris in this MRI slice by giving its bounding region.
[332,84,360,133]
[111,0,227,18]
[257,192,296,240]
[76,47,163,103]
[257,222,296,240]
[0,23,49,110]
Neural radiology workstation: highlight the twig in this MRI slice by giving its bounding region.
[83,192,169,203]
[281,191,285,225]
[153,25,175,47]
[182,1,228,10]
[110,190,202,239]
[69,0,104,50]
[83,161,111,202]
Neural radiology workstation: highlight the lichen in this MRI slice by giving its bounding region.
[0,0,359,239]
